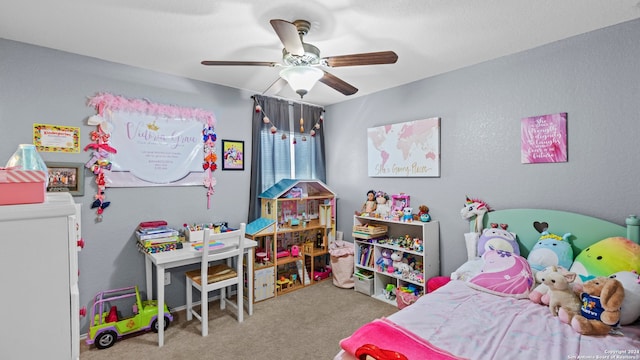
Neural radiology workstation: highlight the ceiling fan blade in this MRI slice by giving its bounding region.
[262,77,288,95]
[270,19,305,56]
[201,60,278,67]
[322,51,398,67]
[319,71,358,96]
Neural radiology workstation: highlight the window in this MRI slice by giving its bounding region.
[249,95,326,221]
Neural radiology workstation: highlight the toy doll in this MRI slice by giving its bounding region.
[355,190,377,216]
[374,191,391,218]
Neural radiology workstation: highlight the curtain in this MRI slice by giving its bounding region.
[292,102,326,181]
[248,95,326,222]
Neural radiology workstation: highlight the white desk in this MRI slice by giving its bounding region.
[143,238,257,347]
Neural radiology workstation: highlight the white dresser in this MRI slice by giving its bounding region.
[0,193,82,360]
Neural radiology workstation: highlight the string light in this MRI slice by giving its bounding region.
[253,97,324,143]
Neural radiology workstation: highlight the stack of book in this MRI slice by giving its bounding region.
[135,220,183,254]
[358,244,375,268]
[355,269,373,280]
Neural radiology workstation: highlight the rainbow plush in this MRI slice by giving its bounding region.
[570,237,640,283]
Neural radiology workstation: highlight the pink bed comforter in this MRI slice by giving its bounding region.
[338,280,640,360]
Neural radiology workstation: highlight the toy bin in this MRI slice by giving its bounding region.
[329,240,355,288]
[0,169,46,205]
[354,276,374,295]
[352,224,388,239]
[185,228,204,242]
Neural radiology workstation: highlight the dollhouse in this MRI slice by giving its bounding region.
[245,179,336,301]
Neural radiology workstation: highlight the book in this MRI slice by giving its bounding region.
[138,235,181,247]
[367,248,375,267]
[137,241,182,254]
[355,269,373,279]
[138,220,168,229]
[137,226,169,234]
[360,245,369,266]
[136,229,179,240]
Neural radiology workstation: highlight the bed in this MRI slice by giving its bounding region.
[335,209,640,360]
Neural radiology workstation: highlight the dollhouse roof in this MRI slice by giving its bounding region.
[246,217,275,236]
[258,179,335,199]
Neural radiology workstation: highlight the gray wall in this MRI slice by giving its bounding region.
[0,39,254,334]
[325,18,640,276]
[1,18,639,335]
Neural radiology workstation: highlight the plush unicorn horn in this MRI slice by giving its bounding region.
[460,196,490,233]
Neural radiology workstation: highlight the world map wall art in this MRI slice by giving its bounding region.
[367,117,440,177]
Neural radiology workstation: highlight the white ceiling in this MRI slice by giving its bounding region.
[1,0,639,106]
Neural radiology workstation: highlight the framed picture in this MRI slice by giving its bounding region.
[45,162,85,196]
[367,117,441,177]
[521,112,568,164]
[221,140,244,171]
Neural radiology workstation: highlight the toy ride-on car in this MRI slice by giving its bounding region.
[86,285,173,349]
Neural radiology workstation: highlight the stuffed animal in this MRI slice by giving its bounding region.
[538,268,581,316]
[467,249,534,299]
[558,277,625,336]
[374,191,391,217]
[529,265,572,305]
[477,223,519,257]
[375,248,393,272]
[402,207,413,222]
[411,238,423,252]
[391,251,411,275]
[417,205,431,222]
[570,237,640,283]
[460,196,490,233]
[527,227,573,274]
[608,271,640,325]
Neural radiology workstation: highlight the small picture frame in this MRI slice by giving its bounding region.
[221,139,244,171]
[45,162,85,196]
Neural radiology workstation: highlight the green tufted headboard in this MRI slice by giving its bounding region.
[472,209,640,258]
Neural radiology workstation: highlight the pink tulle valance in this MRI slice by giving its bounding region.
[88,92,216,125]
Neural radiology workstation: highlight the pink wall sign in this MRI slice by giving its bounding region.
[521,113,567,164]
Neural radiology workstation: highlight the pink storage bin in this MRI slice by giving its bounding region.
[0,169,46,205]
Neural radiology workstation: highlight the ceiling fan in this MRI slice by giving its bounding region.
[201,19,398,98]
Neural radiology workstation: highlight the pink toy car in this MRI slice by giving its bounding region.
[314,266,332,281]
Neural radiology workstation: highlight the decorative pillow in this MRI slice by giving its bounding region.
[464,232,480,261]
[609,271,640,325]
[477,223,519,257]
[527,231,573,273]
[466,249,534,298]
[570,237,640,283]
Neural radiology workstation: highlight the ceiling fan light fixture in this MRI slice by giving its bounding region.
[279,66,324,98]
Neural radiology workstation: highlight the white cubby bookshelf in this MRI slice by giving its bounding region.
[353,215,440,305]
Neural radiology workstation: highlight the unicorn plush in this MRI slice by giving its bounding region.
[460,196,492,260]
[460,196,491,233]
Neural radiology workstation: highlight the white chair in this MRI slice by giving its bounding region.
[185,223,246,336]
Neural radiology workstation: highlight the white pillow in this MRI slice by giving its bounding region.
[450,258,483,281]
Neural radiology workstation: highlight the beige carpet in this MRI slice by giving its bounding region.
[80,280,397,360]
